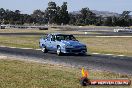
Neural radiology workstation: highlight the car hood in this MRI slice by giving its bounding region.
[61,40,85,46]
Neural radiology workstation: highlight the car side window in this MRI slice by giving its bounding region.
[51,35,55,41]
[46,34,51,41]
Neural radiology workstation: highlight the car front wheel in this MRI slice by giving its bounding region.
[57,46,62,56]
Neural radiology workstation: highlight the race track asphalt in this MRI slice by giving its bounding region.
[0,46,132,75]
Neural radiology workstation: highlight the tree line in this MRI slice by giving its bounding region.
[0,1,132,27]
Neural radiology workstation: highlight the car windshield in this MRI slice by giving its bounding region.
[56,35,77,41]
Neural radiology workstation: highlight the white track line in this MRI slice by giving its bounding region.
[117,55,125,57]
[91,52,125,57]
[0,56,7,59]
[9,47,18,49]
[0,46,33,50]
[21,48,33,50]
[105,54,114,56]
[92,53,100,55]
[35,49,41,50]
[0,46,7,48]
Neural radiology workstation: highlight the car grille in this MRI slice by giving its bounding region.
[72,50,81,52]
[66,49,86,53]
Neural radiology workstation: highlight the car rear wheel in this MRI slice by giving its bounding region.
[57,46,62,56]
[41,46,48,53]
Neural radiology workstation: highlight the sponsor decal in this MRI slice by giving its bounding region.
[80,68,131,86]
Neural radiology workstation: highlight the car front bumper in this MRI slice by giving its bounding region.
[61,48,87,54]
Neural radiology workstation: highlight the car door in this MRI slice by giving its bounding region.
[50,35,57,51]
[45,34,52,50]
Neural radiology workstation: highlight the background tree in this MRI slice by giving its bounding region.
[44,2,57,24]
[117,11,131,26]
[103,17,113,26]
[75,8,97,25]
[31,9,45,24]
[59,2,70,24]
[95,16,103,26]
[0,2,132,26]
[69,13,76,25]
[0,8,6,24]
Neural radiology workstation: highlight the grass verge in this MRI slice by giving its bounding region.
[0,35,39,49]
[77,37,132,56]
[0,59,131,88]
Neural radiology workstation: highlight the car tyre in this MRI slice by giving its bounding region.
[57,46,62,56]
[41,46,48,53]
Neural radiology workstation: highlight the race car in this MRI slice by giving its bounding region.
[39,33,87,56]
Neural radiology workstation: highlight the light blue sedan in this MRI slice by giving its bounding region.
[39,33,87,56]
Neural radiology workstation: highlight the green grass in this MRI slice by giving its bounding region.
[77,37,132,56]
[0,35,39,49]
[0,59,131,88]
[0,35,132,56]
